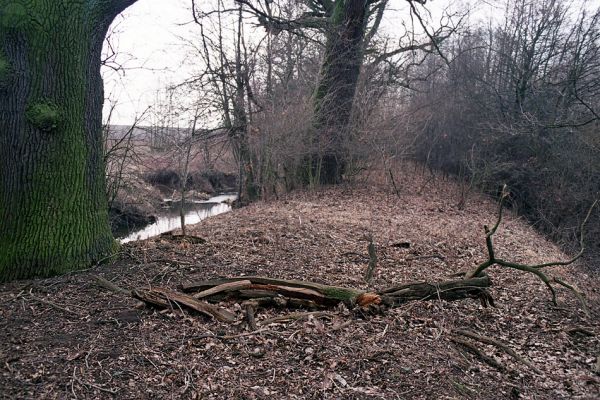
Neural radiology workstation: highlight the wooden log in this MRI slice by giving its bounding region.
[379,275,492,306]
[182,275,492,308]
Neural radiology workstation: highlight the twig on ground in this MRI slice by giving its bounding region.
[190,328,271,341]
[92,275,131,296]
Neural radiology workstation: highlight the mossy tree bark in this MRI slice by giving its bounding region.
[309,0,368,185]
[0,0,137,281]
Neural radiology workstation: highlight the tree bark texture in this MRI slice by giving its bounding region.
[0,0,137,281]
[310,0,368,184]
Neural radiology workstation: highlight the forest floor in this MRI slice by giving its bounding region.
[1,166,599,399]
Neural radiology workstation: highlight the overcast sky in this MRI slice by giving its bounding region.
[101,0,496,125]
[102,0,193,125]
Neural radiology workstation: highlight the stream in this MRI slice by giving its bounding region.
[118,193,237,243]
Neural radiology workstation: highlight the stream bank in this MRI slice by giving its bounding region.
[118,193,237,243]
[109,168,238,238]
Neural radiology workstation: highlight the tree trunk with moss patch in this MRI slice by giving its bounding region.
[0,0,137,281]
[308,0,368,185]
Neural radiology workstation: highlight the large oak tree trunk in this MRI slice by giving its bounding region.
[0,0,137,281]
[309,0,368,185]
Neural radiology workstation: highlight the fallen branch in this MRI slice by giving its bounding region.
[132,287,236,323]
[552,277,589,317]
[182,276,367,306]
[93,275,131,296]
[192,280,252,299]
[451,336,506,372]
[182,275,492,309]
[566,326,595,336]
[379,275,493,307]
[453,329,541,374]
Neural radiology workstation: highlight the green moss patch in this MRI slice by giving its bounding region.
[26,101,62,132]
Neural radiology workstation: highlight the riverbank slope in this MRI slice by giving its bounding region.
[1,166,599,399]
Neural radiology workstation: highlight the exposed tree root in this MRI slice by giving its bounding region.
[132,287,236,322]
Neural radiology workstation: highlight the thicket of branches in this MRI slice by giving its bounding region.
[404,0,600,256]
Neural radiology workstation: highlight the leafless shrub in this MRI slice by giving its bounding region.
[403,0,600,257]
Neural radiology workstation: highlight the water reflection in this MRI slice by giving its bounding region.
[119,194,237,243]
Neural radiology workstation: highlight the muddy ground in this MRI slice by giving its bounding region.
[1,167,599,399]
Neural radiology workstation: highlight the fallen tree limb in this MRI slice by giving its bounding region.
[93,275,237,323]
[93,275,131,296]
[379,275,492,306]
[451,336,506,372]
[453,329,541,374]
[192,280,252,299]
[181,276,365,303]
[552,277,590,317]
[182,275,493,309]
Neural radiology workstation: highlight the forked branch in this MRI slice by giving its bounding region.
[465,186,597,309]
